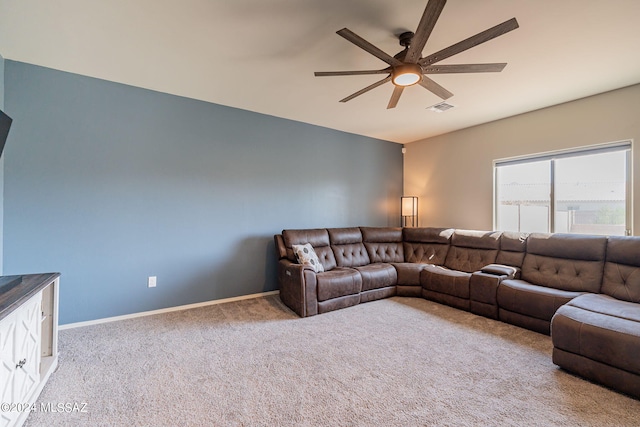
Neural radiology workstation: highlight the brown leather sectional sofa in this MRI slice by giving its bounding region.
[274,226,640,399]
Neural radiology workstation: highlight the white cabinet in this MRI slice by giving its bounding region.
[0,274,59,427]
[0,293,41,427]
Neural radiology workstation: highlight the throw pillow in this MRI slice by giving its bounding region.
[292,243,324,273]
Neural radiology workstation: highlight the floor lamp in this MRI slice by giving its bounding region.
[401,196,418,227]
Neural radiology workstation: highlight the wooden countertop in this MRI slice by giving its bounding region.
[0,273,60,321]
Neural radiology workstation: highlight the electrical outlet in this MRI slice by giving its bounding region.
[148,276,157,288]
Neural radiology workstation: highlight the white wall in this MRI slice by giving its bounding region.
[404,83,640,233]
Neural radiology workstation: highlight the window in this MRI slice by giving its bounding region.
[494,141,631,236]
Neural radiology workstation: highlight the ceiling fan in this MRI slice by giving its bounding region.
[315,0,519,109]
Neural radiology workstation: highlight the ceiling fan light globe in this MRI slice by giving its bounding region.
[393,73,421,86]
[392,64,423,87]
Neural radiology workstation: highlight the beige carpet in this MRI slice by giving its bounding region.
[24,296,639,426]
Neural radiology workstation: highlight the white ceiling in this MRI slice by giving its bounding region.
[1,0,639,144]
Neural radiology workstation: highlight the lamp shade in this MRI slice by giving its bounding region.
[402,197,416,216]
[401,196,418,227]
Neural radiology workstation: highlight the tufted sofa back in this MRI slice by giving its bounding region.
[496,231,528,267]
[280,228,623,296]
[444,230,501,273]
[360,227,404,263]
[521,233,606,293]
[328,227,371,268]
[402,227,453,264]
[282,228,337,271]
[602,236,640,303]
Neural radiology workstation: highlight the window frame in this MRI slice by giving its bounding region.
[493,140,633,235]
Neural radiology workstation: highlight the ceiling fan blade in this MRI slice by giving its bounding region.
[423,63,507,74]
[405,0,447,63]
[339,76,392,103]
[337,28,403,67]
[419,76,453,100]
[387,86,404,109]
[419,17,519,66]
[315,69,390,77]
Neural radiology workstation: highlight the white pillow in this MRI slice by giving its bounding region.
[292,243,324,273]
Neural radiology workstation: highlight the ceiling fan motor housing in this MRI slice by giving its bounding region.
[398,31,415,48]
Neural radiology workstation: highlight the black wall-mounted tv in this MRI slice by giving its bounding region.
[0,108,13,158]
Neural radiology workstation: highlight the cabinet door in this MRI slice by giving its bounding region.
[0,292,42,427]
[12,293,42,404]
[0,308,19,427]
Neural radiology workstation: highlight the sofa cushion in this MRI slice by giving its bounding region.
[481,264,518,278]
[421,265,472,299]
[552,293,640,376]
[404,243,449,264]
[521,233,607,293]
[332,243,371,267]
[443,230,501,273]
[402,227,453,264]
[282,228,337,271]
[496,231,528,268]
[451,229,502,250]
[292,243,324,273]
[361,227,404,263]
[328,227,363,244]
[602,236,640,303]
[403,227,454,244]
[563,293,640,323]
[526,233,607,260]
[364,242,404,263]
[392,262,428,286]
[355,263,398,292]
[316,267,363,302]
[521,256,604,293]
[498,279,583,321]
[328,227,371,268]
[444,247,499,273]
[283,228,328,260]
[361,226,402,243]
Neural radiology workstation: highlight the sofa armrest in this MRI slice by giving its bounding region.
[481,263,521,280]
[278,259,318,317]
[470,270,513,320]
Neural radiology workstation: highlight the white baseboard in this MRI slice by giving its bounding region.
[60,290,280,330]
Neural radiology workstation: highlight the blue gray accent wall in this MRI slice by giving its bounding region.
[3,61,402,324]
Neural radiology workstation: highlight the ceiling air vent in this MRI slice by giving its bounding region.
[428,102,455,113]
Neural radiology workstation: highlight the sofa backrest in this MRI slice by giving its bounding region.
[282,228,337,271]
[521,233,607,292]
[328,227,371,268]
[602,236,640,303]
[402,227,453,264]
[360,227,404,263]
[496,231,528,267]
[444,230,501,273]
